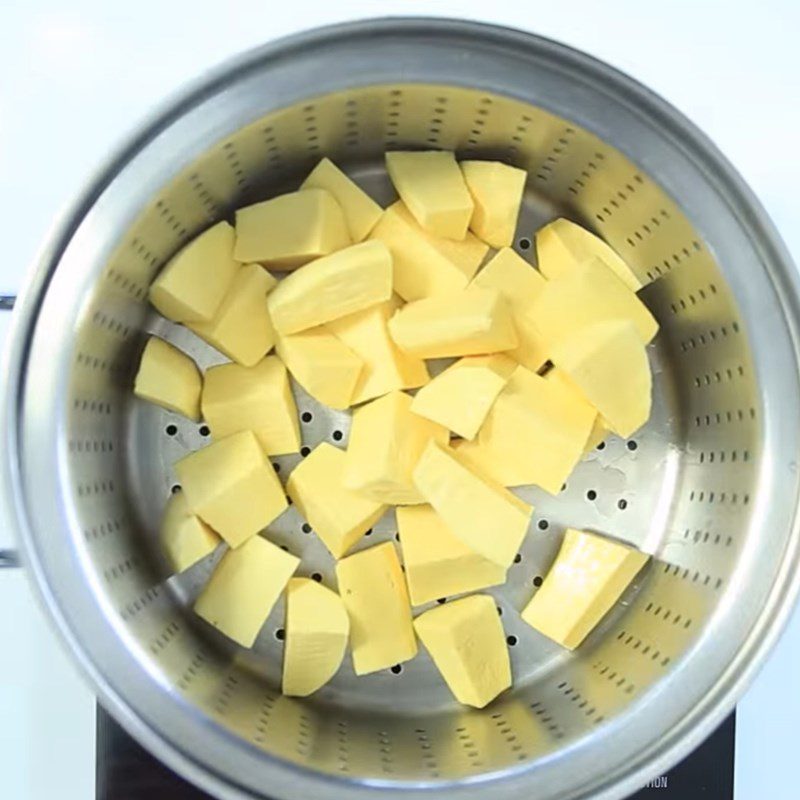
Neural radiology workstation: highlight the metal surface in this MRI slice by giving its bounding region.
[0,295,18,569]
[0,549,20,568]
[95,704,737,800]
[2,17,800,800]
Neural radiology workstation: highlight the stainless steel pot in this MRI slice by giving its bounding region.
[3,17,800,800]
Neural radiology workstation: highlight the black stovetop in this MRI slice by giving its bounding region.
[628,713,735,798]
[96,708,735,799]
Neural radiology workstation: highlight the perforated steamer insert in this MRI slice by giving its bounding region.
[4,18,800,800]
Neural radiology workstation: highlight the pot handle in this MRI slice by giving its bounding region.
[1,294,19,568]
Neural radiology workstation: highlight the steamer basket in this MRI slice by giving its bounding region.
[4,18,800,800]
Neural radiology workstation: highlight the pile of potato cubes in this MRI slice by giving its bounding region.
[134,151,654,708]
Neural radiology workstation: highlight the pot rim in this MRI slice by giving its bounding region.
[3,17,800,800]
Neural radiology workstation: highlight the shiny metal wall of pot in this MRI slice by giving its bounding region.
[3,18,800,800]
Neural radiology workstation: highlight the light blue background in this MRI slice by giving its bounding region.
[0,2,797,798]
